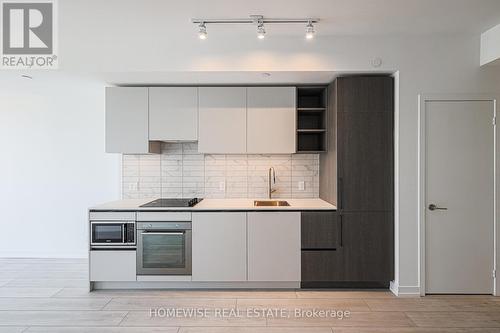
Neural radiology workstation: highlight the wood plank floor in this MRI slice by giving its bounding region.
[0,259,500,332]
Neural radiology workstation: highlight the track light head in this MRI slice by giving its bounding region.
[305,21,315,39]
[198,22,207,40]
[257,21,266,39]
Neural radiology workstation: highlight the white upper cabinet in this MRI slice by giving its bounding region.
[247,212,301,282]
[149,87,198,141]
[198,87,247,154]
[106,87,159,153]
[247,87,296,154]
[106,86,296,154]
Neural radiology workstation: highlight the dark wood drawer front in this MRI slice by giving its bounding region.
[301,250,343,282]
[301,211,338,249]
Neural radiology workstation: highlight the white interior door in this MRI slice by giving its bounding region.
[425,100,495,294]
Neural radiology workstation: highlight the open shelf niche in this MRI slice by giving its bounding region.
[296,86,328,153]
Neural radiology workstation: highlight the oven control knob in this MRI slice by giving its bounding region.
[148,224,152,228]
[176,224,179,227]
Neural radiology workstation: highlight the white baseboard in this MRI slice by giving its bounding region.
[93,281,300,290]
[389,280,399,296]
[390,280,420,297]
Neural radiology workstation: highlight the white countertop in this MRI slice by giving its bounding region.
[89,198,336,211]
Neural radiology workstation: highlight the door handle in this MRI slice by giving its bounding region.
[428,204,447,211]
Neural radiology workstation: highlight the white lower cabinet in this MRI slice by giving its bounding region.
[192,212,247,281]
[247,212,301,282]
[90,250,136,281]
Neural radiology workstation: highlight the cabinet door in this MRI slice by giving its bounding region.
[341,212,393,282]
[247,212,301,282]
[198,87,247,154]
[301,211,339,249]
[337,111,393,211]
[192,212,247,281]
[337,76,394,113]
[247,87,296,153]
[90,250,136,281]
[105,87,154,153]
[302,250,344,282]
[149,87,198,141]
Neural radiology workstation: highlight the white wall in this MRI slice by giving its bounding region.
[0,73,120,258]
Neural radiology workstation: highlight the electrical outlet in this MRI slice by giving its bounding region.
[219,181,226,191]
[298,181,305,191]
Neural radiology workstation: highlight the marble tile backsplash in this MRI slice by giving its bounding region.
[122,143,319,199]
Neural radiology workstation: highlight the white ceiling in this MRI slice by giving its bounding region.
[61,0,500,37]
[14,0,500,84]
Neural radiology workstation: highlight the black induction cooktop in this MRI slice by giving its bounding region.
[140,198,203,208]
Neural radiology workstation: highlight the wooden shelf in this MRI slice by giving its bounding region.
[297,129,326,133]
[297,108,326,112]
[296,150,327,153]
[296,86,328,153]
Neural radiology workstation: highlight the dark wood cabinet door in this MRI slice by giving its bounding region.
[301,250,344,282]
[302,212,393,284]
[301,211,338,249]
[337,111,393,211]
[341,212,394,282]
[337,76,394,113]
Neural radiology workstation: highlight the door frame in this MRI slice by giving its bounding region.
[418,94,498,296]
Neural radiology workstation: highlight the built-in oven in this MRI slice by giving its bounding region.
[137,222,192,275]
[90,221,136,247]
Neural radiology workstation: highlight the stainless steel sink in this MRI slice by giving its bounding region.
[254,200,290,207]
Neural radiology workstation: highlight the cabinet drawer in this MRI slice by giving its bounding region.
[89,211,135,221]
[136,212,191,222]
[90,250,136,281]
[301,250,343,282]
[301,211,339,249]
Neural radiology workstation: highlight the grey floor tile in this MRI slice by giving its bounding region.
[0,297,111,310]
[104,297,236,310]
[0,311,127,326]
[0,287,62,298]
[121,310,266,327]
[25,327,178,333]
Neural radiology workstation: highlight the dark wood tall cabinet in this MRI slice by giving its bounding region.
[304,76,394,288]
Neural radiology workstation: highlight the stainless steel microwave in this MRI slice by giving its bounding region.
[90,221,135,247]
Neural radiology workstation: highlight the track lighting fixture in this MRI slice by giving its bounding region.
[192,15,319,40]
[305,21,315,39]
[198,22,207,40]
[256,20,266,39]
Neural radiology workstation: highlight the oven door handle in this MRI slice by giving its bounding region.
[141,231,184,235]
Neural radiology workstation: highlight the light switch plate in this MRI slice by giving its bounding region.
[219,181,226,191]
[298,181,305,191]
